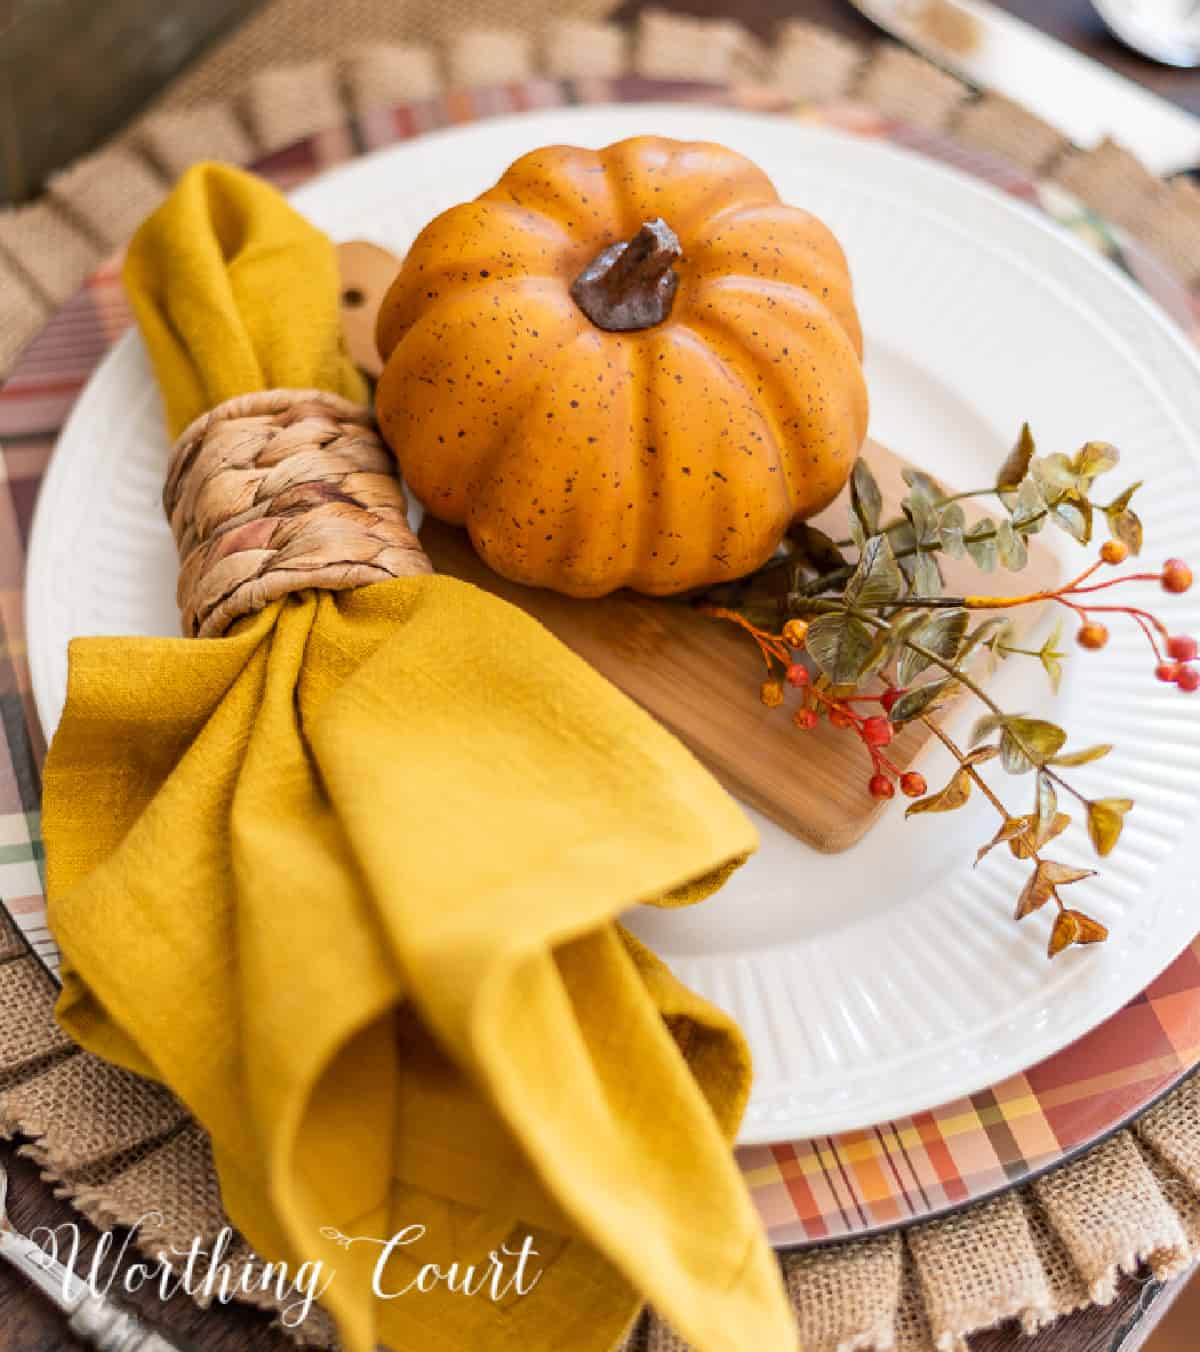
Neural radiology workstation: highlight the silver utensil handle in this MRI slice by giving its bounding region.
[69,1292,190,1352]
[0,1230,193,1352]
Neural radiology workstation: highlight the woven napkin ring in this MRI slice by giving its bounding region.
[164,388,433,638]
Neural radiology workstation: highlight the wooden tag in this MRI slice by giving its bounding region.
[336,240,401,378]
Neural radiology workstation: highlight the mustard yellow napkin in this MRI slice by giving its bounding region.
[43,163,795,1352]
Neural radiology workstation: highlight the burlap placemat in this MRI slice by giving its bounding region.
[2,5,1200,1349]
[3,5,1200,376]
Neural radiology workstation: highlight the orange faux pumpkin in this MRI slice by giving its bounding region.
[375,136,868,597]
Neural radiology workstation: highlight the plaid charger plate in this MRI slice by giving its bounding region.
[1,77,1198,1249]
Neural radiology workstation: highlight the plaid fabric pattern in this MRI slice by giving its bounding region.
[1,79,1197,1247]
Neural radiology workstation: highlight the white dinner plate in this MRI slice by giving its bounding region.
[26,105,1200,1142]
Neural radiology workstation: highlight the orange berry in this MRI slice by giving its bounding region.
[783,618,809,648]
[793,707,818,730]
[1100,540,1129,565]
[868,773,895,800]
[785,663,810,688]
[1167,635,1198,663]
[900,771,927,798]
[760,680,785,708]
[1077,622,1109,651]
[1157,662,1181,684]
[1163,559,1193,594]
[1180,666,1200,694]
[829,706,855,729]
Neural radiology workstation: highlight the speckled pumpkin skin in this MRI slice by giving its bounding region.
[375,136,869,597]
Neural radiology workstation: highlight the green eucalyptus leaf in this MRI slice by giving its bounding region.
[891,521,918,583]
[790,523,850,576]
[1000,717,1068,774]
[1049,494,1093,545]
[905,492,941,547]
[859,627,897,680]
[995,517,1029,571]
[982,619,1017,676]
[889,677,953,724]
[877,610,927,667]
[910,549,944,597]
[997,422,1037,491]
[897,609,969,686]
[804,613,875,686]
[965,528,998,572]
[845,534,904,608]
[938,502,967,559]
[851,459,882,538]
[956,619,1005,662]
[1038,619,1067,694]
[958,617,1006,667]
[1011,477,1047,534]
[902,468,945,502]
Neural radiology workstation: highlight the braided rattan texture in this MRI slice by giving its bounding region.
[165,389,432,638]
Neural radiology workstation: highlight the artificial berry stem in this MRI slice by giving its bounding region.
[921,718,1066,913]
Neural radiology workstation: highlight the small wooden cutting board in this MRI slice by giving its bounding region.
[419,441,1061,852]
[338,241,1060,852]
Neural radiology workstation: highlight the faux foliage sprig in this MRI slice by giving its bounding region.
[699,427,1196,959]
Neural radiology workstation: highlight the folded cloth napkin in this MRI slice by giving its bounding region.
[42,164,795,1352]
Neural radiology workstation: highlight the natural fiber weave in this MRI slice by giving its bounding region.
[1,842,1199,1350]
[4,4,1200,1349]
[6,9,1200,371]
[165,389,432,638]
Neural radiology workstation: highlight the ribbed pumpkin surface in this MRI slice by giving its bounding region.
[376,136,869,597]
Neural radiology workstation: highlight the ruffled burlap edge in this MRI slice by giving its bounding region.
[2,888,1199,1352]
[3,6,1200,374]
[3,5,1200,1346]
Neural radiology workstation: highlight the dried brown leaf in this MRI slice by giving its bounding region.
[1016,863,1056,919]
[962,744,1000,768]
[976,816,1030,865]
[997,423,1036,490]
[1071,912,1110,945]
[905,767,973,817]
[1050,744,1113,768]
[1038,861,1097,886]
[1087,797,1133,857]
[1048,909,1081,957]
[1008,811,1072,858]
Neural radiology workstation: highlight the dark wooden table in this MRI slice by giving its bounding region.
[2,2,1198,1349]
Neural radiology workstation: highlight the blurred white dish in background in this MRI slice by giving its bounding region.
[1093,0,1200,67]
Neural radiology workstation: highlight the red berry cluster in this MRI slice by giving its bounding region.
[779,669,928,801]
[1064,555,1196,695]
[1157,633,1200,692]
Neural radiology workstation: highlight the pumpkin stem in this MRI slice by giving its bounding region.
[570,218,682,332]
